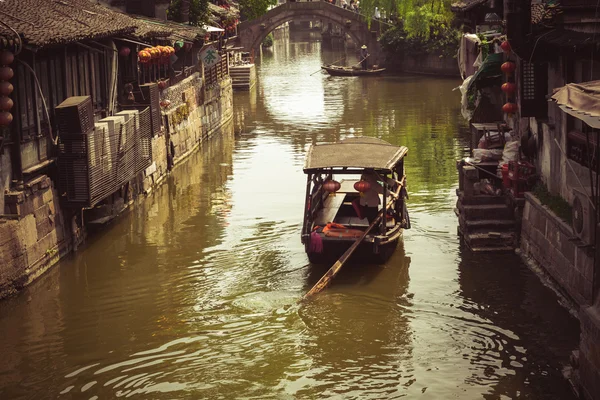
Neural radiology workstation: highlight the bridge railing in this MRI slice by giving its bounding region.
[239,1,391,29]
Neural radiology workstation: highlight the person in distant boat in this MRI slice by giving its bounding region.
[360,45,369,70]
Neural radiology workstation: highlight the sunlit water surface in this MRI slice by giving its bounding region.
[0,30,579,399]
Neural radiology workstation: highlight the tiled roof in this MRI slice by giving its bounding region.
[0,0,138,48]
[531,28,600,56]
[130,17,207,42]
[130,18,174,40]
[450,0,489,12]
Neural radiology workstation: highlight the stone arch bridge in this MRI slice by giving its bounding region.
[236,2,387,65]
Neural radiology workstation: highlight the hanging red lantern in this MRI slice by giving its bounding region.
[0,96,13,111]
[0,81,13,96]
[354,180,371,193]
[501,82,516,95]
[323,179,341,193]
[0,66,14,81]
[119,47,131,57]
[500,41,512,53]
[0,51,14,65]
[501,61,516,75]
[502,102,518,114]
[0,111,12,126]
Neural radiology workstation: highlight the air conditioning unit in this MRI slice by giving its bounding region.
[572,186,595,246]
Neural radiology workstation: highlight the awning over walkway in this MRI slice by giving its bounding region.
[203,25,225,32]
[551,81,600,129]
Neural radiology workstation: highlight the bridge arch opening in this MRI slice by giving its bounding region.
[249,16,362,54]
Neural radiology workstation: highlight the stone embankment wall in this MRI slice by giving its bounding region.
[0,176,72,298]
[387,53,459,77]
[520,193,594,306]
[0,77,234,300]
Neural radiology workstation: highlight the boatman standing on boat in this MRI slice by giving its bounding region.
[359,170,396,223]
[360,45,369,70]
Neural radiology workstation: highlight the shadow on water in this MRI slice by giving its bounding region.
[456,245,579,399]
[296,242,413,398]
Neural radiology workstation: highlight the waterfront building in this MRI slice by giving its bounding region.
[453,1,600,398]
[0,0,237,299]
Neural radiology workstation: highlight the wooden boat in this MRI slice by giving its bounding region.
[321,64,386,76]
[301,137,410,264]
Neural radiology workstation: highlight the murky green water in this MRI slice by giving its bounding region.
[0,31,579,399]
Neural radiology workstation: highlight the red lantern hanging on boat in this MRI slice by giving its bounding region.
[500,41,512,53]
[323,179,341,194]
[502,102,518,114]
[354,180,371,194]
[501,82,516,95]
[501,61,516,75]
[0,51,14,65]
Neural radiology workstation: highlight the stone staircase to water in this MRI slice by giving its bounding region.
[455,191,517,252]
[229,64,256,90]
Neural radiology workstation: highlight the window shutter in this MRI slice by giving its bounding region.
[520,61,548,118]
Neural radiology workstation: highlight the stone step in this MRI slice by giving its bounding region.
[456,190,506,206]
[464,219,515,229]
[468,245,515,252]
[465,231,515,248]
[459,204,513,220]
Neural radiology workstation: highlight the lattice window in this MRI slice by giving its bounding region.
[520,61,548,118]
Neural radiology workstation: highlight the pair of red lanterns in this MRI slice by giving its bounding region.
[500,41,517,115]
[0,50,14,127]
[322,179,371,194]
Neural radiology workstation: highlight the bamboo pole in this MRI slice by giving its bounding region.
[300,182,402,301]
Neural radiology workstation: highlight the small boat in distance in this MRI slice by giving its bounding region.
[321,64,386,77]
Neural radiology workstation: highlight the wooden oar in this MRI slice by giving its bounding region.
[300,183,402,301]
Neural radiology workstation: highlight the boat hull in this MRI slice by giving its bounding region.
[306,229,402,265]
[321,65,386,76]
[307,237,400,265]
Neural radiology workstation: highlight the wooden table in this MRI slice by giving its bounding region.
[470,122,503,154]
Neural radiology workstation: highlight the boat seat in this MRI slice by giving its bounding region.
[335,215,396,228]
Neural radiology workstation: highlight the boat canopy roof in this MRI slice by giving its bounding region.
[304,137,408,173]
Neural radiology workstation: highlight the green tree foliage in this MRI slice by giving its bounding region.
[239,0,278,20]
[379,24,460,58]
[365,0,454,38]
[401,0,454,39]
[262,33,274,47]
[377,0,459,60]
[167,0,210,26]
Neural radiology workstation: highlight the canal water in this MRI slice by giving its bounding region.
[0,31,580,399]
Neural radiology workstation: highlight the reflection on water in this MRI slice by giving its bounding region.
[0,31,578,399]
